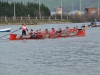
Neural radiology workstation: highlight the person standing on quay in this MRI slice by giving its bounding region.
[94,19,97,26]
[19,24,28,35]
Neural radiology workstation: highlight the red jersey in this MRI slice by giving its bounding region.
[22,26,27,30]
[50,30,55,34]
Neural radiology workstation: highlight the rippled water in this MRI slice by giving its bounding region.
[0,23,100,75]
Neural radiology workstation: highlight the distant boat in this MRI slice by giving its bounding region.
[0,28,11,32]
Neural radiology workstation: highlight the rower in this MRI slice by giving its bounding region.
[73,26,78,35]
[62,27,70,36]
[43,29,49,35]
[50,28,56,35]
[29,29,34,38]
[69,27,75,36]
[31,29,39,38]
[43,29,50,38]
[49,28,56,38]
[55,28,62,34]
[38,29,42,35]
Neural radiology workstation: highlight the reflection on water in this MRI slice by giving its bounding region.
[0,23,100,75]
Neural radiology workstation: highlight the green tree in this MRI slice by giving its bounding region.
[0,1,50,17]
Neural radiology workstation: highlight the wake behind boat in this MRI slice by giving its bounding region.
[0,28,11,32]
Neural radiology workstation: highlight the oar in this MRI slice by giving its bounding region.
[0,29,19,38]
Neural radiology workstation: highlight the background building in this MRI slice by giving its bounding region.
[85,8,98,15]
[56,7,62,15]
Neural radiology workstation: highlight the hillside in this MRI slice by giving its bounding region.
[0,0,99,11]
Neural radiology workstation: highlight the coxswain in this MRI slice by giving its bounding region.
[19,24,28,35]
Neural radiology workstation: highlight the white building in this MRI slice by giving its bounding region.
[56,7,62,15]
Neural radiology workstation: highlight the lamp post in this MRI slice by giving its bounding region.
[61,0,62,20]
[80,0,81,16]
[98,0,99,16]
[72,0,73,14]
[39,0,41,20]
[14,1,16,20]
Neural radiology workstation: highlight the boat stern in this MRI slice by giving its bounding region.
[9,34,17,40]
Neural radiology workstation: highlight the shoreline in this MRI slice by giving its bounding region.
[0,19,72,25]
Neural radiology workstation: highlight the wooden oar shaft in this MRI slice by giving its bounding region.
[11,29,19,33]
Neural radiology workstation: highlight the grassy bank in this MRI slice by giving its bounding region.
[0,19,72,25]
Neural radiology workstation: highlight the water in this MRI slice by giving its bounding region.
[0,23,100,75]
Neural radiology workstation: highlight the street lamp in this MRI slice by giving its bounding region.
[61,0,62,20]
[14,1,16,20]
[72,0,73,13]
[39,0,41,20]
[98,0,99,16]
[80,0,82,16]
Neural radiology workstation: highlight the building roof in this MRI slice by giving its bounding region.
[85,8,98,9]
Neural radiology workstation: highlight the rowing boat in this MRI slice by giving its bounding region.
[81,24,100,28]
[88,25,100,27]
[9,29,85,40]
[0,28,11,32]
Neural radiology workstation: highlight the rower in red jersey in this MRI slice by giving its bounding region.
[50,28,56,35]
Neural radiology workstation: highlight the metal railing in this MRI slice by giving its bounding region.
[0,16,69,21]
